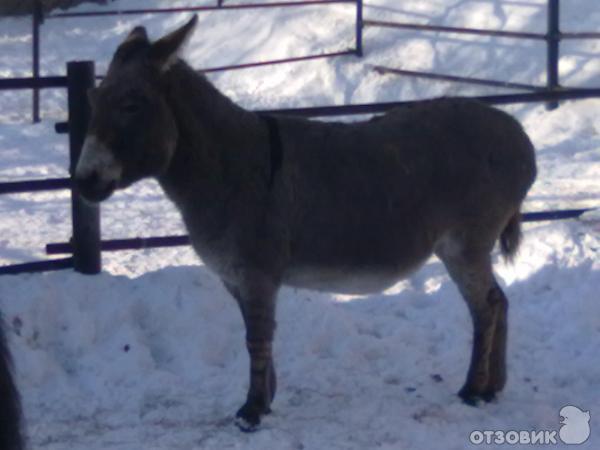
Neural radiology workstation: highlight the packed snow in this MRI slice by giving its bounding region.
[0,1,599,449]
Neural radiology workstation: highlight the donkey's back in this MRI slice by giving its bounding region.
[278,98,536,293]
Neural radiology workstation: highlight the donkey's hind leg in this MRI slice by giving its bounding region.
[435,235,508,404]
[483,280,508,395]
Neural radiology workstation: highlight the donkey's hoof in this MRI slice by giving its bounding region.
[458,386,498,406]
[235,415,260,433]
[460,393,482,407]
[235,404,266,432]
[480,390,498,403]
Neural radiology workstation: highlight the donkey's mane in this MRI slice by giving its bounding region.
[164,60,260,137]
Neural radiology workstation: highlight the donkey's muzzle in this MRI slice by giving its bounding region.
[74,171,116,203]
[74,135,122,203]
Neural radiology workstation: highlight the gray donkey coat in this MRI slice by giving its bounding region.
[74,16,537,430]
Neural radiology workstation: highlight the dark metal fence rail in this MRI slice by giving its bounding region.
[0,76,67,90]
[200,50,357,73]
[0,257,74,275]
[47,236,191,254]
[46,0,356,18]
[256,88,600,117]
[43,209,593,255]
[51,85,600,137]
[561,31,600,39]
[371,66,545,92]
[362,20,548,40]
[0,178,70,195]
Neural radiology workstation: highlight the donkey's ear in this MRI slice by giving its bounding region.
[111,26,150,67]
[124,26,149,44]
[149,15,198,72]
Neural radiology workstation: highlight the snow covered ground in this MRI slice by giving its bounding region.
[0,1,599,448]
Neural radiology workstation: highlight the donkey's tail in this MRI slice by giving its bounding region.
[499,212,523,263]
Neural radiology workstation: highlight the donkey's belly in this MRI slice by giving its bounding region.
[282,265,418,295]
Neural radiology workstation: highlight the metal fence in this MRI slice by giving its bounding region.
[364,0,600,110]
[26,0,364,122]
[0,62,98,275]
[1,0,599,275]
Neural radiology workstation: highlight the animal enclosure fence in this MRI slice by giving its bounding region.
[27,0,364,123]
[0,0,599,275]
[0,62,99,275]
[364,0,600,111]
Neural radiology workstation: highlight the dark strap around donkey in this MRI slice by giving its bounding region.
[260,114,283,190]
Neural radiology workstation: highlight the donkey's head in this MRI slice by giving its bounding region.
[75,16,198,202]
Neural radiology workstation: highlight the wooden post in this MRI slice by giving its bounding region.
[546,0,560,110]
[67,61,101,274]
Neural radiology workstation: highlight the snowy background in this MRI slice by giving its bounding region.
[1,0,599,448]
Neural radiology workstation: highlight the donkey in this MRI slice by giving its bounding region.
[74,16,537,430]
[0,316,23,449]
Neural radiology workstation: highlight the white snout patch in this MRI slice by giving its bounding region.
[75,135,123,184]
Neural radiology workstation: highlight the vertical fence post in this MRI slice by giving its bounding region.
[32,0,42,123]
[355,0,363,57]
[67,61,101,275]
[546,0,560,110]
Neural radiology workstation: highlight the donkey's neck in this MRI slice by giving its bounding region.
[165,61,259,141]
[157,61,267,235]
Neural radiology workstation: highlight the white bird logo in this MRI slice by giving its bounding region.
[559,405,591,445]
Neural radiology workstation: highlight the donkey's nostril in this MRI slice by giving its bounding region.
[75,171,95,190]
[74,170,116,203]
[88,170,101,185]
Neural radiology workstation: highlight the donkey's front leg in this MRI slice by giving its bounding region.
[225,277,278,431]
